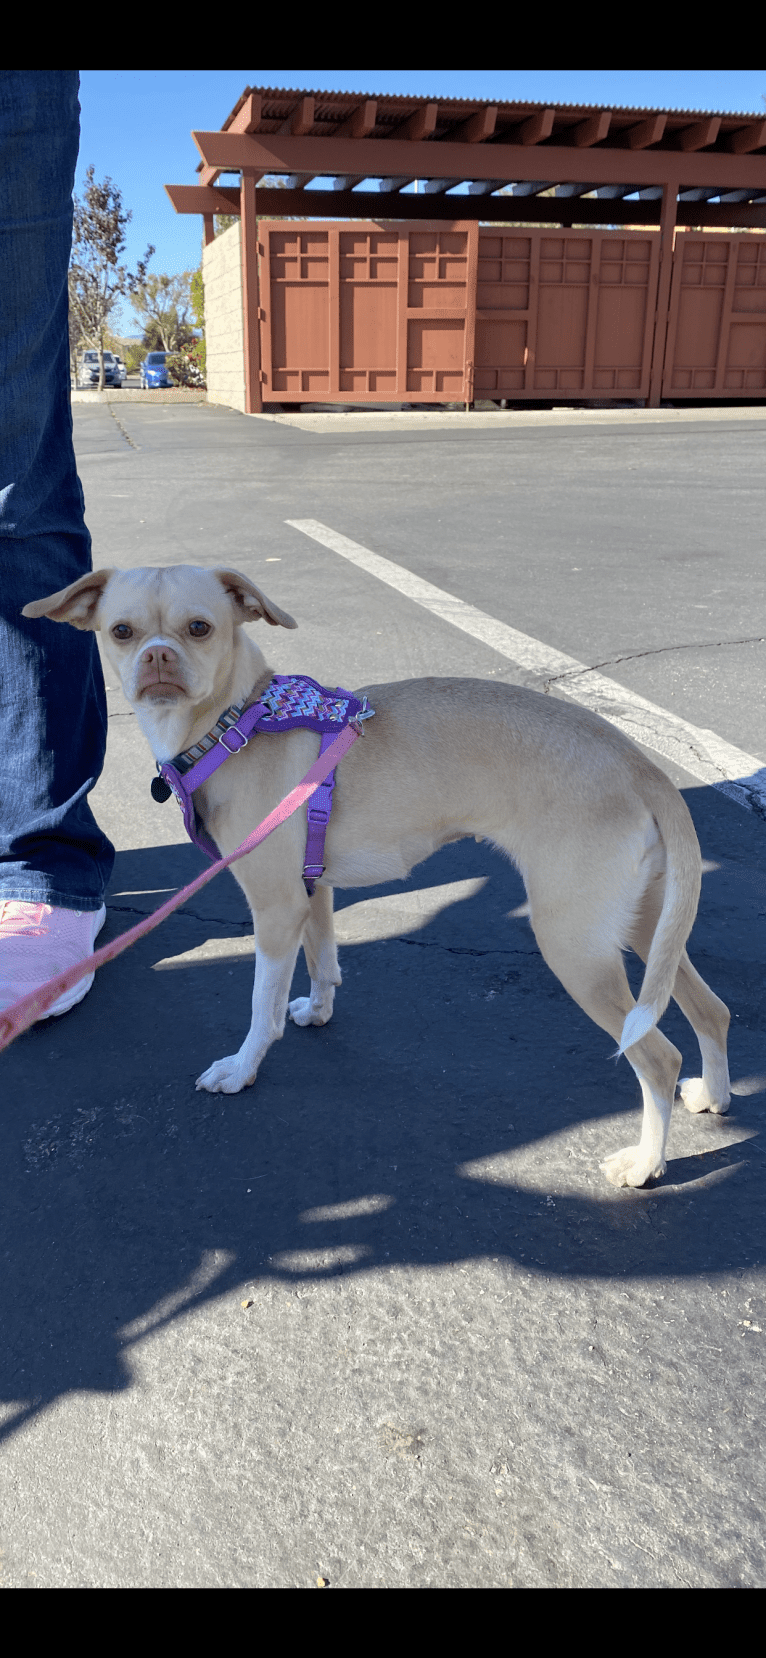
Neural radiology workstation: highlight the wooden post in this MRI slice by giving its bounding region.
[648,180,678,407]
[240,169,262,413]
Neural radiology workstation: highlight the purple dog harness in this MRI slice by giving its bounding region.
[150,674,375,894]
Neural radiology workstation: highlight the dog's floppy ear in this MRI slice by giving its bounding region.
[214,569,297,629]
[22,568,114,630]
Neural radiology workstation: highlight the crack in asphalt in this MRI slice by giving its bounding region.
[718,780,766,824]
[543,635,765,692]
[396,939,529,956]
[105,905,530,955]
[107,902,251,929]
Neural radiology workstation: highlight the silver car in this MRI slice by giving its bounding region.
[77,350,118,389]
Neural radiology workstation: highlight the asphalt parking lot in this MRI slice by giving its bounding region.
[1,399,764,1587]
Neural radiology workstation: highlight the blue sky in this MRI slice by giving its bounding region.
[77,70,766,334]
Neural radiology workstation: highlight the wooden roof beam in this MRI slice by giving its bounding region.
[388,103,438,143]
[165,182,766,228]
[165,184,242,214]
[326,99,378,190]
[376,103,439,190]
[517,109,555,145]
[676,117,721,151]
[191,129,766,194]
[568,110,612,146]
[276,99,318,189]
[726,119,766,154]
[625,113,666,149]
[198,92,262,185]
[449,105,497,144]
[277,95,315,136]
[335,99,378,139]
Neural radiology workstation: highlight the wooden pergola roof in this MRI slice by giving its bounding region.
[166,84,766,230]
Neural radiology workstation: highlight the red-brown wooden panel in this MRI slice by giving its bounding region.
[474,228,661,400]
[257,221,478,403]
[662,233,766,396]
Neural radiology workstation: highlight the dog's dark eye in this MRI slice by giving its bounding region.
[189,620,211,638]
[111,623,133,641]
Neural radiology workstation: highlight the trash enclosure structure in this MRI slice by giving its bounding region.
[166,87,766,412]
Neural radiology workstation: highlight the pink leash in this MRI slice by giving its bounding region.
[0,723,359,1053]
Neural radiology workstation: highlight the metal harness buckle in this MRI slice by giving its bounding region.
[218,725,248,754]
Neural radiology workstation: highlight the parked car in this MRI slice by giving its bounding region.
[76,350,118,389]
[140,352,172,389]
[112,356,127,387]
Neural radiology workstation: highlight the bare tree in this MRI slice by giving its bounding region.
[69,166,153,389]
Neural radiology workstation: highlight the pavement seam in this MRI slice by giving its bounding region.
[106,403,140,451]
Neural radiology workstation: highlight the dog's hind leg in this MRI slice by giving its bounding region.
[629,880,731,1116]
[289,882,341,1028]
[530,907,682,1188]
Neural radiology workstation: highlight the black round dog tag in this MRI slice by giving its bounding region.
[151,776,173,803]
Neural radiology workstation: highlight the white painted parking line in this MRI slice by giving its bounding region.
[286,518,766,814]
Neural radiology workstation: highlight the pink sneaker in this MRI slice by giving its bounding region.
[0,901,107,1018]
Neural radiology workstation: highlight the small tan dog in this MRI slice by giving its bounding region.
[24,563,731,1189]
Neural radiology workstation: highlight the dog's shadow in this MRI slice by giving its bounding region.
[1,790,764,1431]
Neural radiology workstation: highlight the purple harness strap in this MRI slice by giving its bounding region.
[152,674,374,895]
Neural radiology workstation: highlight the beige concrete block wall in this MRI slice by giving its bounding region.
[202,221,245,413]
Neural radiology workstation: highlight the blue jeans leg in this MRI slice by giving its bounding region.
[0,71,113,911]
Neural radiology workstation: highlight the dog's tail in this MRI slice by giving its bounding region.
[618,778,701,1056]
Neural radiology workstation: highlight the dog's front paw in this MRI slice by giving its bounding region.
[288,995,332,1027]
[601,1145,666,1189]
[196,1054,256,1094]
[678,1076,730,1115]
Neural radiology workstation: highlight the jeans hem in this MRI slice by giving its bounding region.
[0,886,106,912]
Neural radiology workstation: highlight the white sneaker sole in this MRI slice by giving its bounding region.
[45,905,108,1018]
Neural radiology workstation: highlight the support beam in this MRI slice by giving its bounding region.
[190,129,766,194]
[240,173,262,415]
[165,184,242,214]
[648,183,677,408]
[166,182,766,228]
